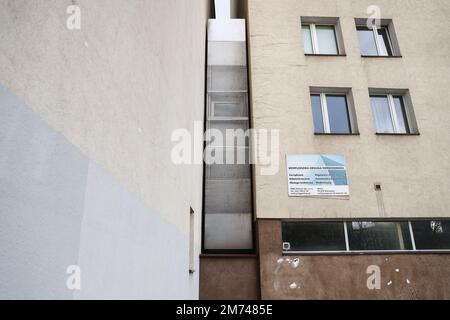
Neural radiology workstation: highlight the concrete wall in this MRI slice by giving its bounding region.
[0,0,208,299]
[199,255,260,300]
[247,0,450,220]
[258,220,450,300]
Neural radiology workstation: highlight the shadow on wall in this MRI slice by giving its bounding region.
[210,0,247,19]
[0,84,194,300]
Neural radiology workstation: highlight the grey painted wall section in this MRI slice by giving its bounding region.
[0,84,193,299]
[76,160,191,300]
[0,0,209,299]
[0,0,207,238]
[0,85,87,300]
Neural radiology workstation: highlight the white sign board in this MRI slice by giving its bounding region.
[286,155,350,198]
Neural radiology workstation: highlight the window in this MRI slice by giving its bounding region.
[303,25,314,54]
[370,94,411,134]
[357,26,393,56]
[355,19,400,57]
[302,17,344,55]
[209,92,248,119]
[282,221,347,252]
[310,91,356,134]
[303,24,338,55]
[282,220,450,253]
[346,221,413,251]
[411,221,450,250]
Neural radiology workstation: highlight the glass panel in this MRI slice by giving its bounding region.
[302,25,313,54]
[208,41,247,67]
[208,66,248,92]
[310,94,324,133]
[393,96,410,134]
[214,103,244,118]
[205,179,252,214]
[206,164,251,179]
[208,92,248,119]
[316,25,338,54]
[370,96,395,133]
[347,221,413,251]
[204,146,250,166]
[411,220,450,250]
[282,221,347,252]
[326,95,351,134]
[207,120,249,147]
[204,213,253,250]
[357,27,378,56]
[377,27,393,56]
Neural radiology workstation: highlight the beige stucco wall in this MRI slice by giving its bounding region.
[248,0,450,219]
[0,0,208,235]
[0,0,210,299]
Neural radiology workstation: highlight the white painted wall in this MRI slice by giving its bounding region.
[0,0,209,299]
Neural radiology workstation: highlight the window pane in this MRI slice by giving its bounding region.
[214,103,244,118]
[282,221,346,252]
[370,96,394,133]
[207,164,251,179]
[209,92,248,119]
[208,120,249,147]
[347,222,413,251]
[316,25,338,54]
[412,220,450,250]
[310,94,324,133]
[393,96,410,134]
[302,25,313,54]
[377,27,393,56]
[208,66,247,92]
[326,95,351,134]
[357,27,378,56]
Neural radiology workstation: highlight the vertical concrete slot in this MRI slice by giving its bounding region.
[203,0,253,252]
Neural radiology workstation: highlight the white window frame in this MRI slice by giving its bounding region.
[408,221,417,251]
[364,25,393,56]
[373,94,407,134]
[319,93,331,133]
[304,23,338,55]
[343,222,350,252]
[282,220,450,255]
[317,92,351,134]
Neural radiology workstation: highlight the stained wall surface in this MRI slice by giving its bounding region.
[0,0,208,299]
[258,220,450,300]
[199,255,260,300]
[247,0,450,220]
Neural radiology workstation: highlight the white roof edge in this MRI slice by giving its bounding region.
[208,19,246,42]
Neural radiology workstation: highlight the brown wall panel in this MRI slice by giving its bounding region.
[200,255,260,300]
[258,220,450,300]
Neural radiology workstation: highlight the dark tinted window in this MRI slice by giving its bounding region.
[412,220,450,250]
[326,95,351,134]
[393,96,410,134]
[347,221,413,251]
[377,27,393,56]
[282,221,346,252]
